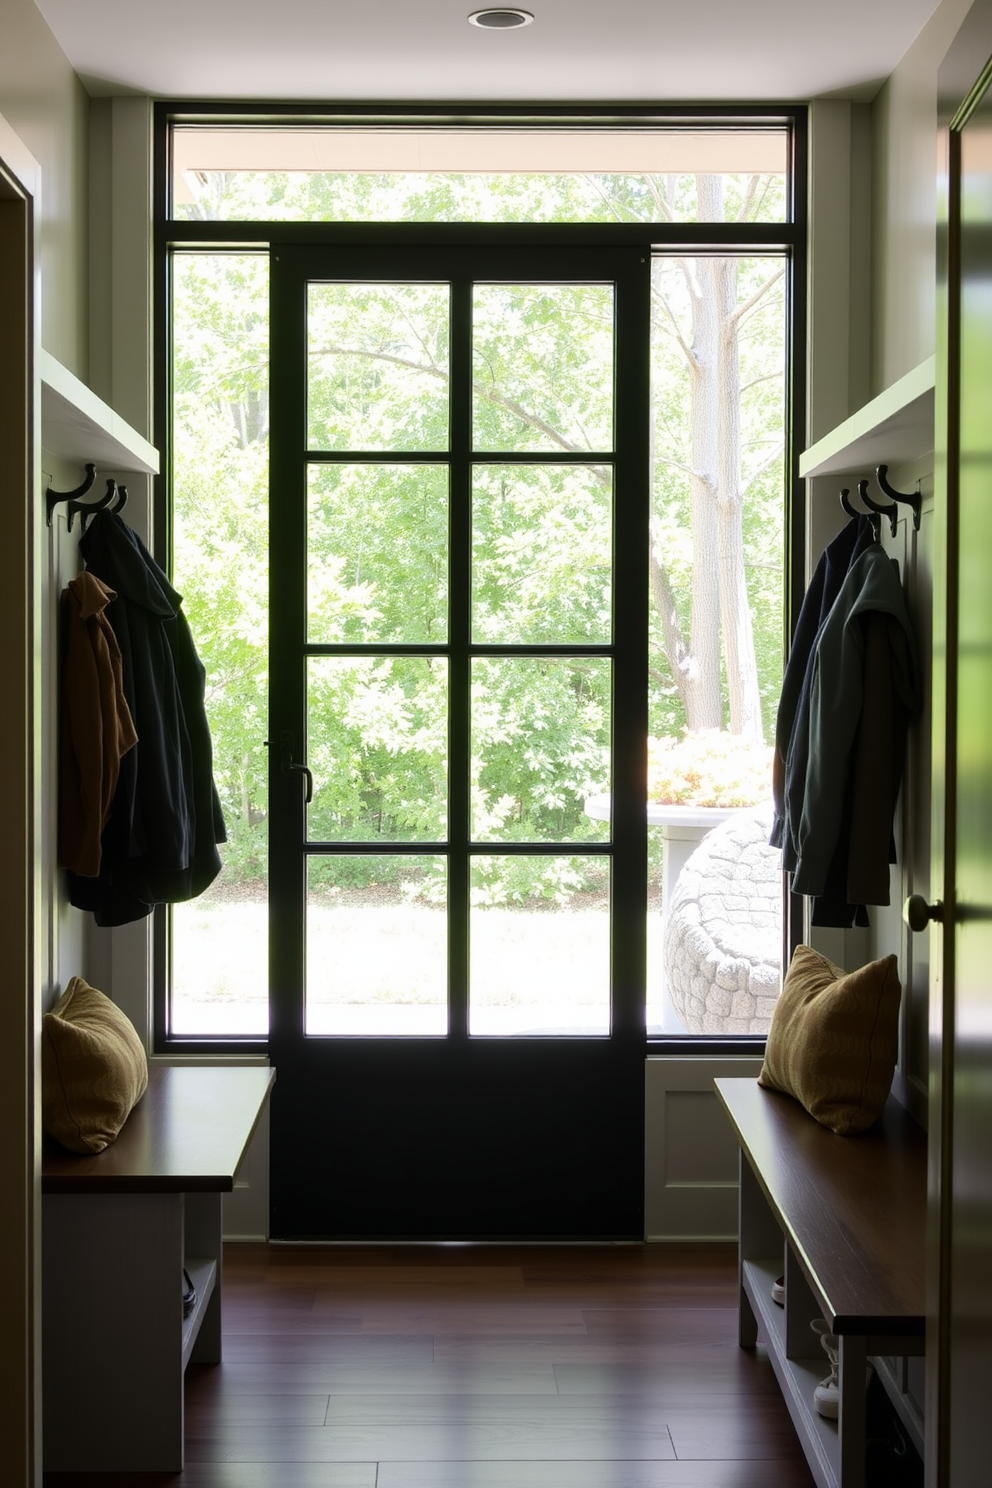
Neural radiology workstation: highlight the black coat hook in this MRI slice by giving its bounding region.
[844,482,880,541]
[877,465,922,531]
[111,482,129,515]
[46,463,96,527]
[68,479,118,535]
[858,478,898,539]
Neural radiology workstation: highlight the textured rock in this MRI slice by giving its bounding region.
[664,805,783,1035]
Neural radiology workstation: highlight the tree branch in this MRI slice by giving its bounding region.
[736,175,758,223]
[653,453,701,481]
[644,174,675,224]
[741,439,785,493]
[728,264,786,329]
[582,175,634,223]
[739,372,782,396]
[650,283,698,372]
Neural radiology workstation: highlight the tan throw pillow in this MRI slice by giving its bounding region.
[42,976,148,1154]
[758,945,901,1135]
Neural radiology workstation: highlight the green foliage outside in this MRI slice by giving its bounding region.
[171,168,786,905]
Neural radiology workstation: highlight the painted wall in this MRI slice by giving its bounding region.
[870,0,975,393]
[0,10,90,1473]
[0,1,97,1006]
[0,0,88,376]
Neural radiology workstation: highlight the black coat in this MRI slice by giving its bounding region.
[67,510,226,925]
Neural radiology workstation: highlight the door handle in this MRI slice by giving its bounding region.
[903,894,943,932]
[265,730,314,804]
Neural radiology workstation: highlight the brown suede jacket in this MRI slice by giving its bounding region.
[58,571,138,877]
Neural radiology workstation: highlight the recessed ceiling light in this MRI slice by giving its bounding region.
[468,9,535,28]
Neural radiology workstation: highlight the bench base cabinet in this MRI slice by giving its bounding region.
[716,1079,926,1488]
[42,1190,221,1471]
[738,1162,923,1488]
[41,1065,275,1473]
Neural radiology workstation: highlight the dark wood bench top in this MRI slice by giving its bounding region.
[715,1077,926,1336]
[42,1065,275,1194]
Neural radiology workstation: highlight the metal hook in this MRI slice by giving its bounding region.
[876,465,922,531]
[857,478,898,540]
[112,482,129,515]
[68,479,118,535]
[46,462,96,527]
[844,482,880,541]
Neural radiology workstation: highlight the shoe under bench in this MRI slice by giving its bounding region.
[715,1077,926,1488]
[41,1063,276,1473]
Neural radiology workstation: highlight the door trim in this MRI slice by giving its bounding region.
[0,109,42,1488]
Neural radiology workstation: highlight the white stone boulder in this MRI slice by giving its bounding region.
[663,804,783,1035]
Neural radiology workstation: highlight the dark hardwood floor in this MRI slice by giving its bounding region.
[45,1242,814,1487]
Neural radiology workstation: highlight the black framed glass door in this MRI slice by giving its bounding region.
[268,239,649,1238]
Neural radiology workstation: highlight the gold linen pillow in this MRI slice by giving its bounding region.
[42,976,148,1154]
[758,945,901,1135]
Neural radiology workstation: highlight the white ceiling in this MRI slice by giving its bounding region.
[34,0,944,104]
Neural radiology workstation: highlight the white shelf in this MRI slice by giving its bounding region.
[180,1256,218,1371]
[40,348,159,476]
[743,1258,840,1488]
[800,357,935,479]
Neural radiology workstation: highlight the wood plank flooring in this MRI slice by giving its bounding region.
[45,1242,814,1488]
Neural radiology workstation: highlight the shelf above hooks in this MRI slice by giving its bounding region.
[799,357,934,480]
[40,349,159,479]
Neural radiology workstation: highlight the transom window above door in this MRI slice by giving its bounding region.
[169,122,793,224]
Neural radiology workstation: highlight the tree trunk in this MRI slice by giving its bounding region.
[650,173,765,739]
[712,256,762,738]
[683,176,723,729]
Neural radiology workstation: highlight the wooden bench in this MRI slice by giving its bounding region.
[714,1077,926,1488]
[42,1064,275,1473]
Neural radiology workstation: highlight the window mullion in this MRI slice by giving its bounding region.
[447,270,473,1041]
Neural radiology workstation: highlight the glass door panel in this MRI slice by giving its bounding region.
[306,854,447,1036]
[307,463,448,644]
[470,657,612,845]
[306,656,448,843]
[472,283,615,451]
[471,464,613,645]
[469,855,611,1036]
[307,282,450,450]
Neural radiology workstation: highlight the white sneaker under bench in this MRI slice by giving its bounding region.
[810,1318,873,1419]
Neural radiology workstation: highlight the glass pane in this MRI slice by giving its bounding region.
[169,251,269,1038]
[471,658,611,843]
[307,855,446,1036]
[472,465,612,645]
[308,464,448,644]
[308,657,447,842]
[646,255,785,1036]
[469,855,610,1036]
[308,283,449,451]
[172,127,789,225]
[473,284,614,453]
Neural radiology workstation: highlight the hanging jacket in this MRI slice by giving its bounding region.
[67,510,226,925]
[787,544,921,900]
[58,571,138,877]
[770,514,874,849]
